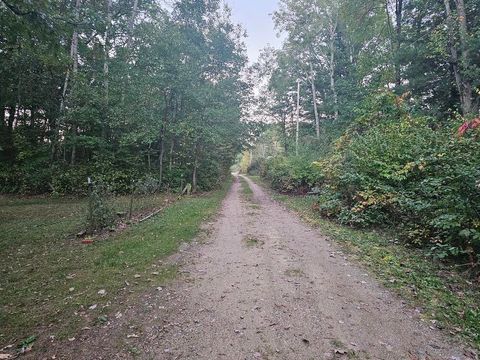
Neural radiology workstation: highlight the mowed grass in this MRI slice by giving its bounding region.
[0,183,229,347]
[248,176,480,350]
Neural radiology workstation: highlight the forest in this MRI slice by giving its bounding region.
[1,0,480,357]
[0,0,248,195]
[243,0,480,266]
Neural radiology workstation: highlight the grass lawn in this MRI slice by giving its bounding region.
[249,175,480,350]
[0,182,229,349]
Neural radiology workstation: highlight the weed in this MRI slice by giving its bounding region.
[284,268,305,277]
[243,235,264,247]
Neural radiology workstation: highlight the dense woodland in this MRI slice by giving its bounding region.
[0,0,248,194]
[244,0,480,263]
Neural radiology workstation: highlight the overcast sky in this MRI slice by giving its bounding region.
[223,0,284,63]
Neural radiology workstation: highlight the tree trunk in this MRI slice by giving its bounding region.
[309,62,320,139]
[192,144,198,193]
[71,126,77,165]
[2,106,16,164]
[444,0,473,115]
[158,138,164,186]
[295,79,300,156]
[56,0,81,161]
[60,0,81,112]
[395,0,403,89]
[103,0,113,140]
[329,18,338,121]
[454,0,473,114]
[121,0,139,105]
[147,143,151,170]
[169,138,174,171]
[126,0,139,51]
[281,113,288,153]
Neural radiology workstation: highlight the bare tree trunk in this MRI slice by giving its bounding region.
[69,0,82,165]
[122,0,139,105]
[147,143,151,170]
[395,0,403,88]
[329,18,338,122]
[443,0,464,108]
[169,138,174,171]
[158,138,165,185]
[454,0,473,114]
[295,79,300,156]
[309,62,320,139]
[444,0,473,115]
[126,0,139,51]
[102,0,113,139]
[71,127,77,165]
[61,0,81,113]
[55,0,81,161]
[192,144,198,193]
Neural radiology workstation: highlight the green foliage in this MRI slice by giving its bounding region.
[260,91,480,262]
[86,182,114,233]
[261,156,322,194]
[0,0,247,196]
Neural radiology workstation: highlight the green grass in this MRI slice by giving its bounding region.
[239,176,254,202]
[243,235,264,247]
[248,176,480,350]
[0,182,229,348]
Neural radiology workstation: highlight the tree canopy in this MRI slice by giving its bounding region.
[0,0,249,194]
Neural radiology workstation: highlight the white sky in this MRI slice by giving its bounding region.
[223,0,285,63]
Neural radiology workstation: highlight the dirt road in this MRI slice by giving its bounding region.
[46,176,473,359]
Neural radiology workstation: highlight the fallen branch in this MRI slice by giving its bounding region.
[139,209,162,223]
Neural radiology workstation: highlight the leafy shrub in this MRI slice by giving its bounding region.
[263,156,322,193]
[86,181,114,233]
[262,91,480,262]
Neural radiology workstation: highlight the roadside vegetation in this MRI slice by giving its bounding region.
[262,186,480,349]
[241,0,480,350]
[0,182,229,353]
[0,0,248,196]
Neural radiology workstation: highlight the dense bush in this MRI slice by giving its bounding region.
[258,156,322,194]
[261,92,480,261]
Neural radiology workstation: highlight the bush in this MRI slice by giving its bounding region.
[261,91,480,262]
[86,181,114,233]
[262,156,322,194]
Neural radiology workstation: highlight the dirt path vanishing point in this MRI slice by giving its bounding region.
[42,176,475,359]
